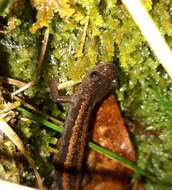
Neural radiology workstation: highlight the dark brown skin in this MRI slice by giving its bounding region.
[50,62,118,190]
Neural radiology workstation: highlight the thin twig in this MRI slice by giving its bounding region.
[11,27,50,96]
[3,87,63,126]
[0,76,26,88]
[80,17,89,54]
[76,17,89,58]
[58,80,81,90]
[0,30,6,34]
[11,81,34,97]
[34,27,49,82]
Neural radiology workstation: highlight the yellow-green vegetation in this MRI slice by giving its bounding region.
[0,0,172,189]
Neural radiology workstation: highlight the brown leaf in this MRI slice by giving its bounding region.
[84,95,136,190]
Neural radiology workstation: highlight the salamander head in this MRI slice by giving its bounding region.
[80,62,118,103]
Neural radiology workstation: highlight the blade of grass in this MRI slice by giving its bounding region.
[90,141,138,169]
[122,0,172,78]
[0,118,43,189]
[16,107,148,174]
[14,95,63,126]
[89,142,144,174]
[16,106,155,179]
[16,107,64,133]
[89,142,156,182]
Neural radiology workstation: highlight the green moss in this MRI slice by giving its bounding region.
[0,22,40,82]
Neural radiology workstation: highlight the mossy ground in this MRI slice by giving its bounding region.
[1,0,172,189]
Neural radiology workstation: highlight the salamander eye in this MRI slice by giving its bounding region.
[89,71,100,81]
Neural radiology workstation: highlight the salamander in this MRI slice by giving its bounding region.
[50,62,118,190]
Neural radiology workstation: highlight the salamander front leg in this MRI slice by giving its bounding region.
[50,79,72,103]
